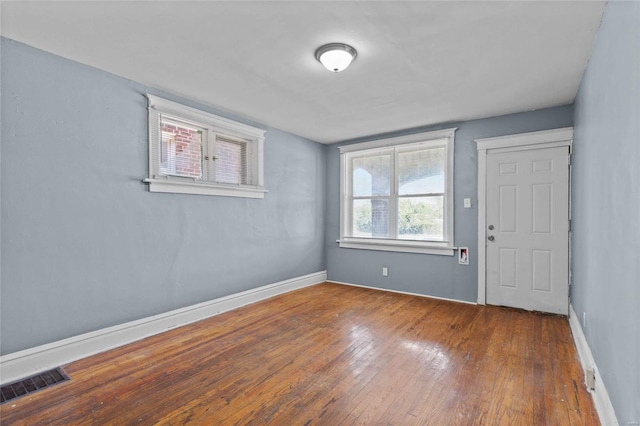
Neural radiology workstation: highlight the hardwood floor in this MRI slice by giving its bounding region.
[0,283,599,425]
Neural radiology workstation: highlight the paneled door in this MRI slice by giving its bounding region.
[485,146,569,315]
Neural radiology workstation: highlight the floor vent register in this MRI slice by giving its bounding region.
[1,368,70,404]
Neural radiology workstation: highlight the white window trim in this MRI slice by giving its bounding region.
[144,95,267,198]
[338,128,457,256]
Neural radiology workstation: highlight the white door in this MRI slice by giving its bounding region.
[485,146,569,315]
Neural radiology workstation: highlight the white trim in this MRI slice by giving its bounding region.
[446,133,455,246]
[143,178,267,199]
[339,129,456,254]
[338,239,454,256]
[339,127,457,153]
[476,148,487,304]
[0,271,327,385]
[475,127,573,305]
[327,280,476,305]
[475,127,573,151]
[145,94,266,198]
[568,305,619,426]
[339,152,347,244]
[147,95,266,140]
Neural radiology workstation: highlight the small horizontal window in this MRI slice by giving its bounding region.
[145,95,267,198]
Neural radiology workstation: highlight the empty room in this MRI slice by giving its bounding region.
[1,1,638,425]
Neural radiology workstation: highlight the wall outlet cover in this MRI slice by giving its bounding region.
[458,248,469,265]
[586,367,596,390]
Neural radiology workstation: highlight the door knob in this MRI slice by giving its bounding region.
[487,235,495,242]
[488,225,494,230]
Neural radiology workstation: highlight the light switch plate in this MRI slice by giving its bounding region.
[464,198,471,208]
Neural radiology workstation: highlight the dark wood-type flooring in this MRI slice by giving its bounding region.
[0,283,599,425]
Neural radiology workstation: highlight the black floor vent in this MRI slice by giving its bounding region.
[1,367,69,404]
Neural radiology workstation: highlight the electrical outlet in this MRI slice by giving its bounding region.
[586,367,596,390]
[382,267,388,277]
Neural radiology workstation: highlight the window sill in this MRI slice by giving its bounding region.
[144,178,267,199]
[337,238,455,256]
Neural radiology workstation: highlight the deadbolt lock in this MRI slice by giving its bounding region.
[488,225,494,230]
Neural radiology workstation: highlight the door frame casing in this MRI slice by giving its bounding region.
[475,127,573,305]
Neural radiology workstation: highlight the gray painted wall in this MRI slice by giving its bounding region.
[571,1,640,424]
[326,107,573,302]
[0,38,326,355]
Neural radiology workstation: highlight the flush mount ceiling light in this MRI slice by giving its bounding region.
[315,43,358,73]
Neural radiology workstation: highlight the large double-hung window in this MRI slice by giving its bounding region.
[339,128,456,255]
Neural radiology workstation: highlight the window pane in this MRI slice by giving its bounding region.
[215,137,246,185]
[352,199,390,238]
[398,196,444,241]
[398,147,445,195]
[352,154,391,196]
[160,118,203,179]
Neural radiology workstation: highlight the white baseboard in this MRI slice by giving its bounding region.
[327,280,477,305]
[568,304,618,426]
[0,271,327,385]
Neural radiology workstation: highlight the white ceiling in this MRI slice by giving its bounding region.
[1,1,606,144]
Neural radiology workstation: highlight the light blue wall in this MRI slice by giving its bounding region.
[326,107,573,301]
[0,38,326,355]
[571,1,640,424]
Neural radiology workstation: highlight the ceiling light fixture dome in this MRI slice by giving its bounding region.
[315,43,357,73]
